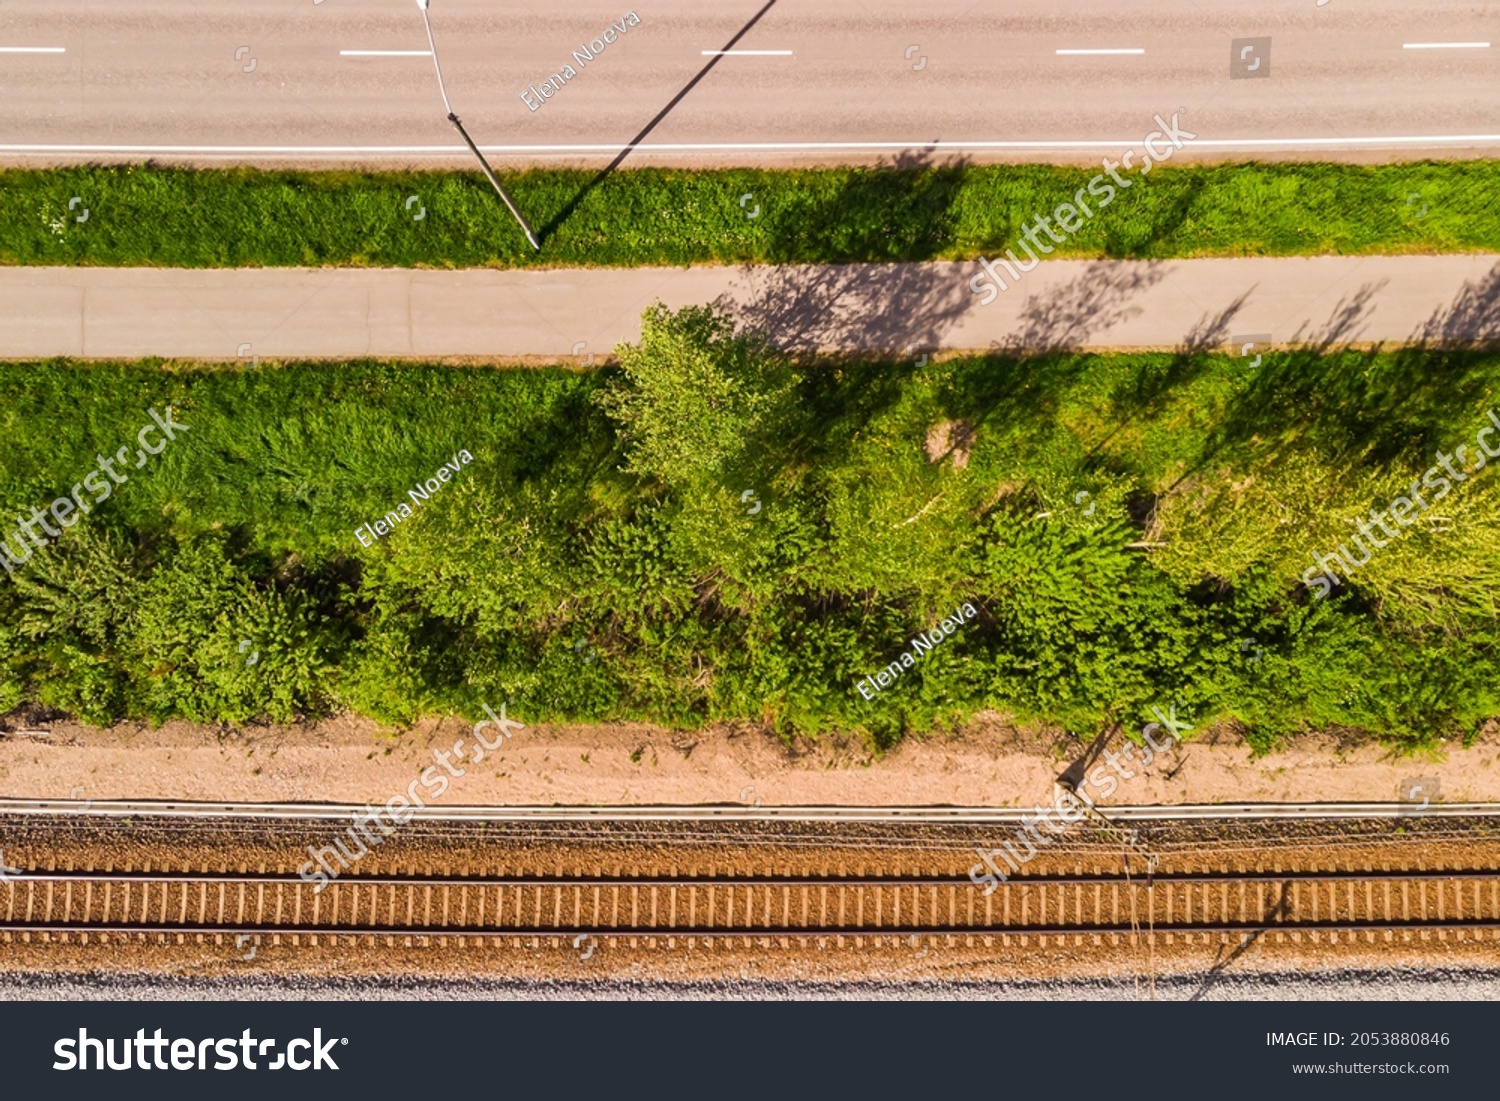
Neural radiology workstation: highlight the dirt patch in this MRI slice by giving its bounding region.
[924,418,975,469]
[1,711,1495,807]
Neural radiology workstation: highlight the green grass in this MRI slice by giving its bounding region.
[2,161,1497,269]
[2,313,1498,750]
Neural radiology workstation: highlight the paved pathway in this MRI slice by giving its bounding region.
[2,254,1497,361]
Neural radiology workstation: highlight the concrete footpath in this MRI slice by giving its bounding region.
[2,254,1497,361]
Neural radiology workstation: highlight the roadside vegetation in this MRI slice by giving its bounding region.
[1,160,1496,269]
[1,304,1497,750]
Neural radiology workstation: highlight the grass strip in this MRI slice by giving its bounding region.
[1,161,1497,269]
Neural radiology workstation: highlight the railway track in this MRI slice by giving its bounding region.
[7,867,1500,942]
[8,802,1500,954]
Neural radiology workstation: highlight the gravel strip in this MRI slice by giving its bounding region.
[6,966,1500,1001]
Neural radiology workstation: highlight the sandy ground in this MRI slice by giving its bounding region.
[0,711,1492,807]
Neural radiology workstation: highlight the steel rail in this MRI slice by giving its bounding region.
[4,870,1498,886]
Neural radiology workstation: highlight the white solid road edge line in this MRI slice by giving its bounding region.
[0,46,66,53]
[1056,48,1146,55]
[4,134,1500,156]
[701,49,793,55]
[339,49,433,56]
[1402,41,1490,49]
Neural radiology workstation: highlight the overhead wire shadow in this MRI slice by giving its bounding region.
[1188,882,1293,1001]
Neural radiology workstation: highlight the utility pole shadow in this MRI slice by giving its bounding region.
[1056,718,1122,793]
[536,0,780,243]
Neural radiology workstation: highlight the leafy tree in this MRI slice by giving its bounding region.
[595,302,797,492]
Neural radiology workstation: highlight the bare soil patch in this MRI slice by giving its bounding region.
[1,711,1495,807]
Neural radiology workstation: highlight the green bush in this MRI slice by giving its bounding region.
[1,308,1497,750]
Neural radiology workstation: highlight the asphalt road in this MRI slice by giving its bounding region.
[0,0,1495,167]
[3,254,1496,359]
